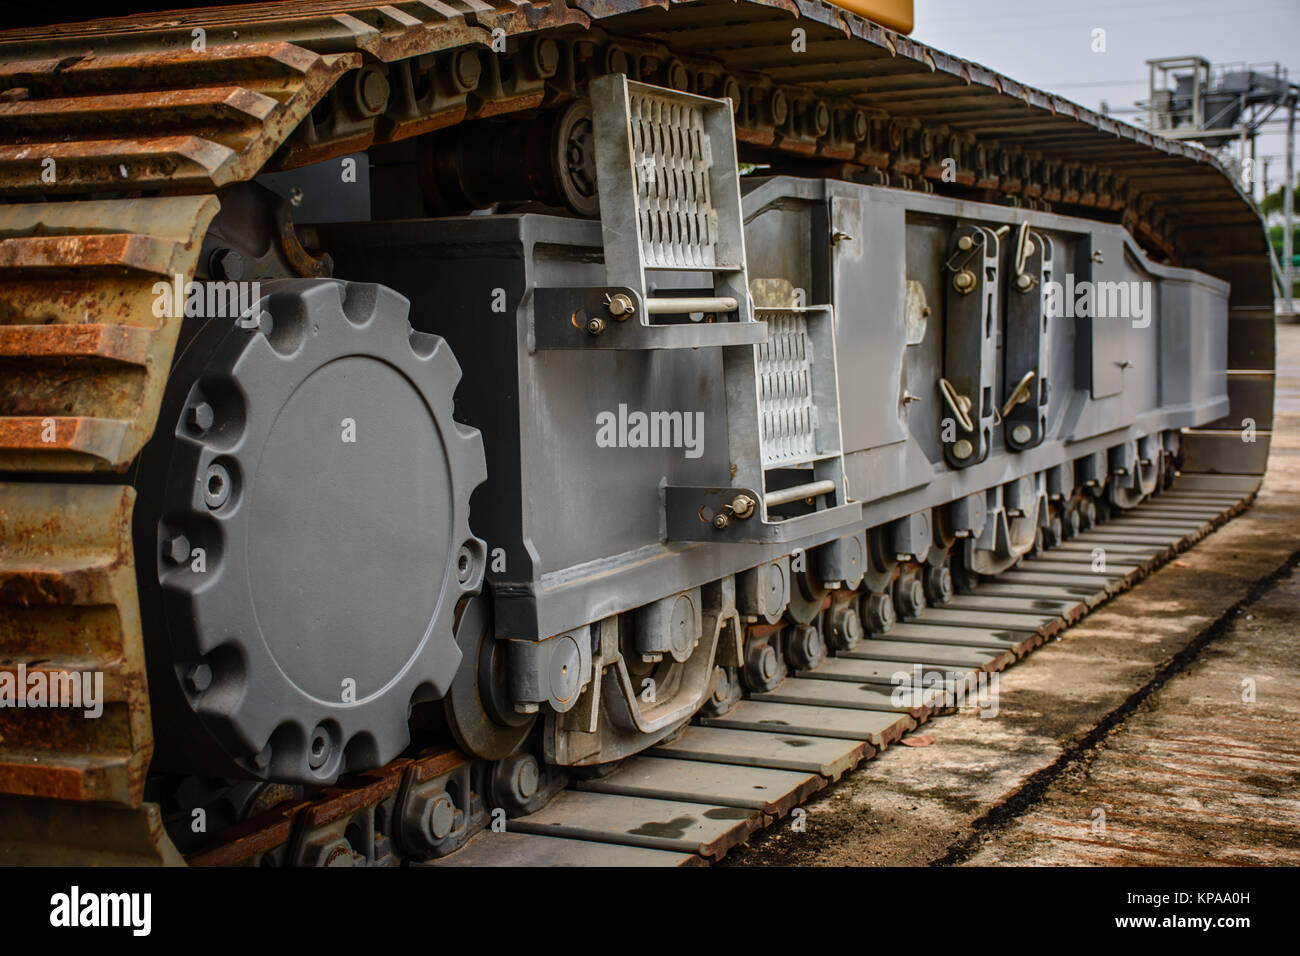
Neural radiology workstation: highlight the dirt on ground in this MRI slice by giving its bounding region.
[724,322,1300,867]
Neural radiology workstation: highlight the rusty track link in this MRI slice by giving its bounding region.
[0,1,1275,861]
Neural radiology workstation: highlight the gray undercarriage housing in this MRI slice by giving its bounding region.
[321,172,1228,764]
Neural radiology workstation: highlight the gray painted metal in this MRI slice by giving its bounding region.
[427,830,702,867]
[507,790,763,858]
[575,755,823,815]
[697,700,915,747]
[649,726,870,779]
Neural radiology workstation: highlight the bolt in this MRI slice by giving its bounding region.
[163,533,191,565]
[535,37,560,77]
[712,512,729,530]
[456,543,475,584]
[759,645,779,681]
[512,755,539,800]
[666,59,688,91]
[183,662,212,694]
[452,49,481,91]
[210,248,247,281]
[308,727,330,769]
[730,494,755,519]
[607,293,635,318]
[1012,424,1032,444]
[426,792,456,840]
[953,269,976,294]
[203,462,232,509]
[187,401,214,434]
[354,66,390,116]
[953,438,974,460]
[251,745,273,771]
[586,316,606,335]
[1015,272,1033,292]
[301,836,355,868]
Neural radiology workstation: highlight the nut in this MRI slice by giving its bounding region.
[164,533,191,565]
[187,402,214,434]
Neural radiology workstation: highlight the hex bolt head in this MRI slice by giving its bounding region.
[164,533,191,565]
[302,836,355,868]
[866,592,895,633]
[210,248,247,281]
[187,401,215,435]
[712,513,729,530]
[586,316,606,335]
[184,662,213,694]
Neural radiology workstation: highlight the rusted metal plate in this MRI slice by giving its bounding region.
[0,483,151,808]
[650,725,872,780]
[0,796,183,865]
[425,829,705,867]
[507,790,763,859]
[0,43,357,193]
[0,195,217,472]
[576,755,824,815]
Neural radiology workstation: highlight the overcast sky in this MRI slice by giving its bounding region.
[911,0,1300,199]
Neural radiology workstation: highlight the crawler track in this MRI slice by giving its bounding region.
[0,1,1275,863]
[170,474,1254,866]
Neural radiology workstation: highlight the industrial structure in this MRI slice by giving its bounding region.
[1142,56,1299,315]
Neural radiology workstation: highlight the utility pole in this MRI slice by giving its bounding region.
[1286,100,1295,314]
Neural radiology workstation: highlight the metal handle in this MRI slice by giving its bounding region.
[645,296,739,315]
[765,480,836,509]
[1000,370,1035,419]
[937,377,974,433]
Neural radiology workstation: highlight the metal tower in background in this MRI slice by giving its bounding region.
[1141,57,1298,314]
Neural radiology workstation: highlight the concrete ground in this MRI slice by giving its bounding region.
[726,323,1300,867]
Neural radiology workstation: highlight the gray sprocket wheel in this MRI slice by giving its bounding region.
[140,279,486,784]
